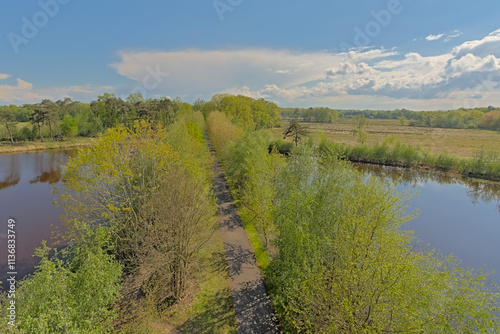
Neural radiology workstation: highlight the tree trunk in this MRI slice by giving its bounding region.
[48,119,55,141]
[55,122,62,141]
[5,123,14,146]
[37,122,43,142]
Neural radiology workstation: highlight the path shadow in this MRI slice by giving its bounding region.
[178,288,237,334]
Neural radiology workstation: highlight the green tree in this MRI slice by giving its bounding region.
[283,119,309,146]
[56,121,215,307]
[5,224,122,333]
[0,106,16,145]
[268,148,500,333]
[60,114,78,137]
[352,114,368,144]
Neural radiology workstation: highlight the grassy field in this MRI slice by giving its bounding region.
[271,119,500,158]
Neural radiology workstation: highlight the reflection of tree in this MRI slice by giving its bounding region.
[29,151,66,185]
[0,155,20,190]
[29,170,62,184]
[355,163,500,211]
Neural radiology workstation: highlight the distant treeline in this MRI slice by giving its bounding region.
[0,93,281,144]
[281,106,500,131]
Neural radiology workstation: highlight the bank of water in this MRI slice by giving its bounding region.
[0,150,76,289]
[356,163,500,284]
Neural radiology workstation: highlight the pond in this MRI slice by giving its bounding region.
[0,150,76,289]
[356,163,500,284]
[1,151,499,288]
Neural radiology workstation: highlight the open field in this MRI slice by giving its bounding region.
[272,119,500,158]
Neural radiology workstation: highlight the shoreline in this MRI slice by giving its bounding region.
[0,138,94,155]
[348,158,500,183]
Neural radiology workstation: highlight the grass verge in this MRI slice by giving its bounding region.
[116,226,237,334]
[0,138,94,154]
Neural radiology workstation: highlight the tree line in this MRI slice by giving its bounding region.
[281,106,500,131]
[0,93,282,145]
[0,93,186,145]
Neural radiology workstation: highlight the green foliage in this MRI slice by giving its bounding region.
[318,135,500,180]
[211,128,500,332]
[5,224,122,333]
[280,107,339,123]
[203,94,280,129]
[16,125,35,141]
[268,139,293,156]
[56,120,216,314]
[283,119,309,146]
[60,114,78,137]
[267,147,500,333]
[352,114,368,144]
[222,131,285,247]
[206,112,244,154]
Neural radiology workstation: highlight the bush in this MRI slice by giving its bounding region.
[268,148,500,333]
[16,126,35,141]
[206,112,244,154]
[61,114,78,137]
[2,224,122,333]
[268,139,293,156]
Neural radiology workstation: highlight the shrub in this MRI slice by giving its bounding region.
[268,139,293,156]
[268,148,500,333]
[3,224,122,333]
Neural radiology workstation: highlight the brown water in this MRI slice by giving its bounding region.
[0,150,76,288]
[356,163,500,284]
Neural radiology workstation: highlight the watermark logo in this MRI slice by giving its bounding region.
[7,0,73,54]
[340,0,403,52]
[130,65,169,98]
[213,0,243,21]
[5,218,17,329]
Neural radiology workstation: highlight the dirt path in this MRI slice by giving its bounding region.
[207,135,280,334]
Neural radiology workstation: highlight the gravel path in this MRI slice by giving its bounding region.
[207,135,280,334]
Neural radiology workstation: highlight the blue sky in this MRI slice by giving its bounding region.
[1,0,500,110]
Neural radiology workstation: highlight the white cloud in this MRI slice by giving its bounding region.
[424,30,463,43]
[0,74,113,104]
[444,30,462,42]
[107,29,500,110]
[453,29,500,58]
[426,34,444,41]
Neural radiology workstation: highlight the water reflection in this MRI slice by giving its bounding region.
[0,154,20,190]
[355,162,500,284]
[355,163,500,212]
[0,150,76,289]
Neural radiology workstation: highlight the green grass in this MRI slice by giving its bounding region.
[0,137,94,154]
[116,227,236,334]
[272,119,500,158]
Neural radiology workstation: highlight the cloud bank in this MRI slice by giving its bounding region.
[0,74,113,105]
[3,29,500,110]
[109,29,500,110]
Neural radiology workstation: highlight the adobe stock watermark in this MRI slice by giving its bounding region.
[462,73,497,110]
[340,0,403,52]
[7,0,73,55]
[130,65,169,99]
[213,0,243,21]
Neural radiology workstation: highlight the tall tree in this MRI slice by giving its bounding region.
[352,114,368,144]
[283,119,309,146]
[0,106,16,145]
[41,99,59,141]
[26,104,45,141]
